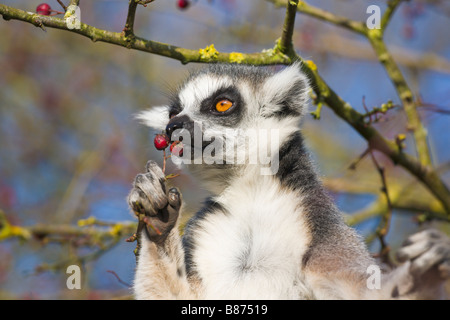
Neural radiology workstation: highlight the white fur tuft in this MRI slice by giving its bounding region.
[135,106,170,131]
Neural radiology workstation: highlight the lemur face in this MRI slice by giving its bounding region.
[137,63,310,169]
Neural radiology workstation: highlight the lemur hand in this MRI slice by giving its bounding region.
[397,229,450,283]
[128,160,181,245]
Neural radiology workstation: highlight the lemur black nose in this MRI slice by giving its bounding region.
[165,120,184,141]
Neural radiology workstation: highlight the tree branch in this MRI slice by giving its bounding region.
[0,210,137,245]
[267,0,433,168]
[344,196,450,228]
[381,0,404,32]
[278,0,299,54]
[56,0,68,11]
[369,151,393,264]
[68,0,80,7]
[313,33,450,75]
[265,0,441,208]
[267,0,367,35]
[124,0,138,38]
[0,5,288,65]
[297,57,450,215]
[368,34,432,167]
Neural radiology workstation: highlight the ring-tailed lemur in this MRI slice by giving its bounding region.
[128,63,450,299]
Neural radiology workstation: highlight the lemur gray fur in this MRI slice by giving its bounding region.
[128,62,450,299]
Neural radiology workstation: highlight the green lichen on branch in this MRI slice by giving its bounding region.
[198,44,219,61]
[0,209,137,246]
[0,5,290,66]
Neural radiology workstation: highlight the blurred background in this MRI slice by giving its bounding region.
[0,0,449,299]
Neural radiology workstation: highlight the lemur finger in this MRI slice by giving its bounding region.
[167,187,182,211]
[166,188,181,225]
[410,244,449,276]
[402,229,443,246]
[128,188,157,216]
[133,173,168,211]
[146,160,165,181]
[397,240,432,262]
[144,204,179,244]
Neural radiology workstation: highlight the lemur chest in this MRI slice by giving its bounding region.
[190,184,313,299]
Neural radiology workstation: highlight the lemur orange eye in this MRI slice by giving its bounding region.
[215,99,233,112]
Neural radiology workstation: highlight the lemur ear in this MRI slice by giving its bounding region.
[260,61,310,118]
[135,106,169,131]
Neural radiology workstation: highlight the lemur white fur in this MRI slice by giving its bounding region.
[129,62,450,300]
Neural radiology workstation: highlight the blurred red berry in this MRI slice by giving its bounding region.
[403,24,415,40]
[154,134,170,150]
[0,185,16,209]
[36,3,52,15]
[170,141,184,157]
[177,0,190,10]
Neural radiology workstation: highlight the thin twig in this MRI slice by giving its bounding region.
[348,147,370,170]
[418,102,450,115]
[143,216,162,236]
[369,150,393,266]
[56,0,67,11]
[136,0,155,7]
[267,0,367,35]
[34,237,121,275]
[362,96,372,124]
[162,149,167,173]
[107,270,132,288]
[381,0,404,32]
[361,99,397,123]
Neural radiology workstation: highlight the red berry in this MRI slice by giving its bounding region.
[36,3,52,16]
[177,0,190,10]
[154,134,170,150]
[170,141,184,157]
[403,24,415,40]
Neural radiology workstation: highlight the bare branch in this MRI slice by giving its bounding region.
[56,0,67,11]
[298,56,450,215]
[0,210,137,245]
[368,34,432,167]
[279,0,299,54]
[381,0,404,32]
[0,4,288,65]
[123,0,138,39]
[267,0,367,35]
[369,151,393,265]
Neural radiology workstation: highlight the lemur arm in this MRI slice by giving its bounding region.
[133,227,198,299]
[128,161,199,300]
